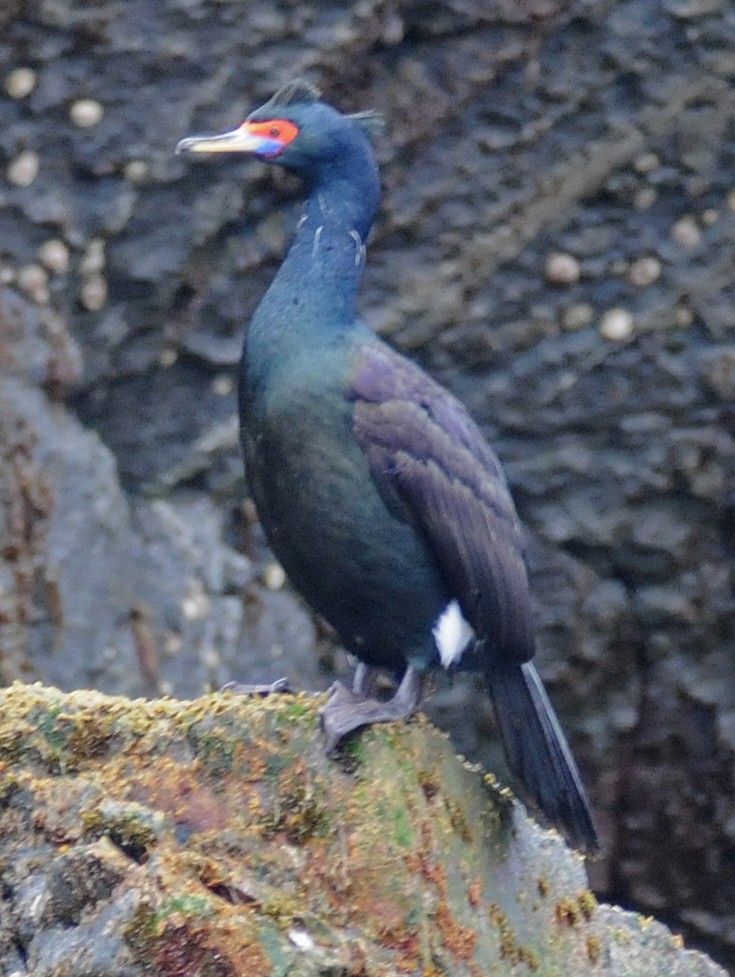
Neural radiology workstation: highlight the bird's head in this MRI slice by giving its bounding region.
[175,80,384,181]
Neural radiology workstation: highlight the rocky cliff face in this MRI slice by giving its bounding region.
[1,0,733,969]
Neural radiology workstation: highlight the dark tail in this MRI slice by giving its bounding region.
[485,660,598,853]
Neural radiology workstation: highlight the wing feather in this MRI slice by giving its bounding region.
[351,342,534,664]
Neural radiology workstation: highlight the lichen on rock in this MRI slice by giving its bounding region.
[0,683,725,976]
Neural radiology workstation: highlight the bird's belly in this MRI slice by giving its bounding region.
[243,401,448,670]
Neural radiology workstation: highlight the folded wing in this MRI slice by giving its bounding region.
[350,341,535,665]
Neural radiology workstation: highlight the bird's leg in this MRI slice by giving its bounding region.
[321,664,425,753]
[220,677,291,696]
[316,662,379,712]
[353,662,378,697]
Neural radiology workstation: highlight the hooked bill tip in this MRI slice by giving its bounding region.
[175,136,198,155]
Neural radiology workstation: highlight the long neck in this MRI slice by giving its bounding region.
[247,147,380,364]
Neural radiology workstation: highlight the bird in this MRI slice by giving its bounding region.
[176,80,598,852]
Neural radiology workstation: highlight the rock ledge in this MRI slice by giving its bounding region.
[0,683,725,976]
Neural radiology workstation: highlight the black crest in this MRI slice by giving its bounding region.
[258,80,385,139]
[259,79,322,112]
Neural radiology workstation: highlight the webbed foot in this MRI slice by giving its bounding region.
[320,665,424,754]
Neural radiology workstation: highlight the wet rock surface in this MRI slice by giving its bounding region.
[0,0,734,969]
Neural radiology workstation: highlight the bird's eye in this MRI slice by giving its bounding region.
[244,118,299,150]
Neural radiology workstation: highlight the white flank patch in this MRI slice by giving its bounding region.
[433,600,474,668]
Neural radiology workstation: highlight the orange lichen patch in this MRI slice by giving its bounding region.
[409,822,478,965]
[374,902,421,950]
[292,841,345,916]
[323,772,431,969]
[181,850,231,895]
[468,880,483,908]
[392,954,420,974]
[416,820,440,878]
[435,900,478,962]
[344,862,418,949]
[151,916,270,977]
[125,849,280,976]
[233,747,268,783]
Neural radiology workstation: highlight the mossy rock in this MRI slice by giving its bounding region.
[0,683,725,976]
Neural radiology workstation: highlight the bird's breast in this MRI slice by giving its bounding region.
[238,350,449,667]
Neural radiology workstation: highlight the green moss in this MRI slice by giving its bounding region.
[391,803,413,848]
[274,699,313,723]
[32,704,63,739]
[26,705,68,770]
[373,796,413,849]
[258,924,298,976]
[156,893,215,923]
[338,734,367,765]
[188,728,237,776]
[124,899,160,951]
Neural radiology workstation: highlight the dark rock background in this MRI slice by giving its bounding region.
[0,0,733,969]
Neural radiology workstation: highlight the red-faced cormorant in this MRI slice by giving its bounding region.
[176,81,598,852]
